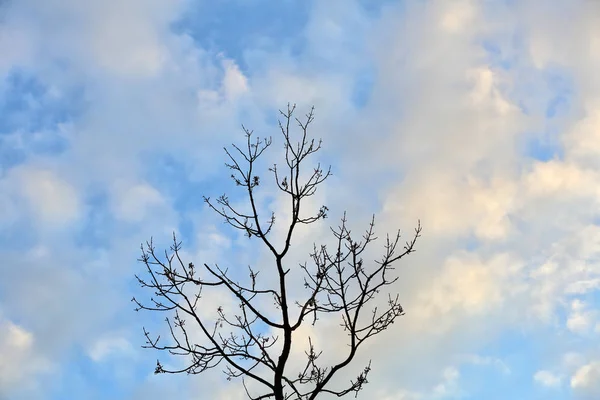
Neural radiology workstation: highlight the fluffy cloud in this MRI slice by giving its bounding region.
[534,370,563,388]
[0,317,52,394]
[87,335,135,363]
[111,182,168,223]
[1,0,600,399]
[15,166,82,227]
[566,299,597,335]
[571,361,600,397]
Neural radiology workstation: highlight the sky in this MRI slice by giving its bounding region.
[1,0,600,399]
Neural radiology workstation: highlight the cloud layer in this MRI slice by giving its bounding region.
[1,0,600,399]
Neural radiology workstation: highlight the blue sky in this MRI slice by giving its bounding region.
[1,0,600,399]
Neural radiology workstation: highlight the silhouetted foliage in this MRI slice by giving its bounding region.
[132,104,421,400]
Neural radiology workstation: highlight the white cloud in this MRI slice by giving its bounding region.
[436,0,478,34]
[460,354,511,375]
[564,106,600,166]
[571,361,600,396]
[2,0,600,398]
[87,335,135,362]
[222,59,249,101]
[534,370,562,388]
[196,57,250,112]
[0,317,52,392]
[375,365,462,400]
[5,0,186,78]
[85,1,169,77]
[524,160,600,199]
[566,279,600,295]
[388,172,518,240]
[111,181,167,223]
[564,352,587,369]
[410,252,523,333]
[432,366,460,397]
[567,299,596,335]
[14,166,82,227]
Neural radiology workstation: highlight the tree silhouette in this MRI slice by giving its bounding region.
[132,104,421,400]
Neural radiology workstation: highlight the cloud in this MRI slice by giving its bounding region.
[432,366,461,398]
[1,0,600,399]
[0,317,52,394]
[571,361,600,397]
[410,251,523,333]
[14,166,82,227]
[373,365,462,400]
[566,299,597,335]
[111,181,168,223]
[460,354,511,375]
[87,334,135,363]
[4,0,186,78]
[534,370,563,388]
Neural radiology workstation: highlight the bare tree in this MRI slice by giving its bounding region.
[132,104,421,400]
